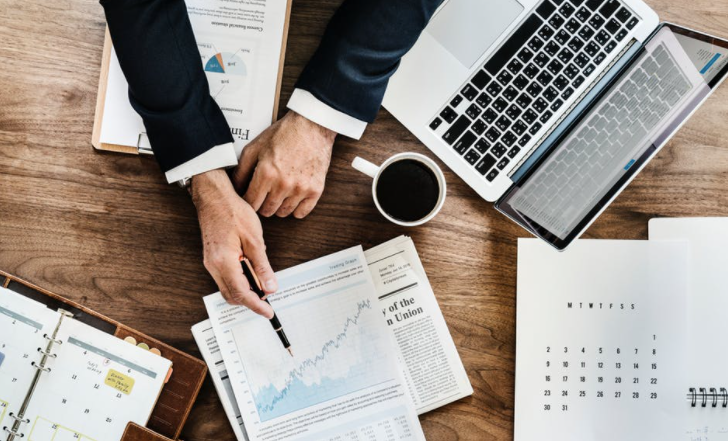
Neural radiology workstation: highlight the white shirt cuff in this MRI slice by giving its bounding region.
[287,88,367,140]
[164,142,238,183]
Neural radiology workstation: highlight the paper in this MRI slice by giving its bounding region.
[515,239,690,441]
[192,320,249,441]
[100,0,289,156]
[649,217,728,439]
[204,247,425,441]
[364,236,473,414]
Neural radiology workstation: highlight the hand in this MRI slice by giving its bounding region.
[232,111,336,218]
[191,169,277,317]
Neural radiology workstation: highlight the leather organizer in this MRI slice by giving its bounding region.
[1,270,207,441]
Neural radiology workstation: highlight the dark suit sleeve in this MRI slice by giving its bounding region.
[100,0,233,173]
[295,0,445,124]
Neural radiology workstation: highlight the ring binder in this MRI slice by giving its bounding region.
[3,426,24,439]
[686,387,728,408]
[36,347,57,358]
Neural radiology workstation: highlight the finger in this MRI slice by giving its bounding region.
[259,190,288,217]
[292,195,321,219]
[232,146,259,193]
[216,253,274,318]
[245,241,278,295]
[243,170,272,211]
[275,195,305,218]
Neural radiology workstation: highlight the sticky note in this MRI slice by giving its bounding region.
[0,351,4,367]
[104,369,135,395]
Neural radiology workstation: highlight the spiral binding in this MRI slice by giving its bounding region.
[687,387,728,408]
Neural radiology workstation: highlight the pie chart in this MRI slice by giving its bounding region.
[204,52,247,76]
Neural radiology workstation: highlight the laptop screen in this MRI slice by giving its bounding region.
[496,24,728,250]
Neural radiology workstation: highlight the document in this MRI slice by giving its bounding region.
[100,0,289,156]
[364,236,473,414]
[650,218,728,440]
[191,320,249,441]
[515,239,690,441]
[204,247,425,441]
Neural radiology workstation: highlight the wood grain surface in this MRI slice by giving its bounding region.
[1,0,727,439]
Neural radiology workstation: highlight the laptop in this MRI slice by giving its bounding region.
[382,0,728,250]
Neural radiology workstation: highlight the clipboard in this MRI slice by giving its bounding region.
[1,270,207,441]
[91,0,293,155]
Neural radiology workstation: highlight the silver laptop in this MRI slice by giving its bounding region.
[383,0,728,250]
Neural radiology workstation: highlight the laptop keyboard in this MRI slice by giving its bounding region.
[509,42,692,237]
[429,0,640,183]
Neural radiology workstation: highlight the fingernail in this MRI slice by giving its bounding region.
[264,279,278,292]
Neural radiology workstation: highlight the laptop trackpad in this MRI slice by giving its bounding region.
[426,0,524,68]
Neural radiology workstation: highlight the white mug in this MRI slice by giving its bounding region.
[351,152,446,227]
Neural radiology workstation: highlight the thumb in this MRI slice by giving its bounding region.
[232,145,259,193]
[246,240,278,295]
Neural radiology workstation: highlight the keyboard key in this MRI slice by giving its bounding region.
[474,138,490,153]
[497,70,514,85]
[569,36,586,53]
[534,97,549,113]
[472,119,487,135]
[543,86,559,101]
[464,149,481,165]
[462,84,478,100]
[430,117,442,130]
[559,3,576,17]
[594,52,606,65]
[605,18,620,34]
[527,82,544,97]
[547,59,564,75]
[550,98,564,111]
[475,154,497,175]
[476,92,492,108]
[589,14,606,30]
[518,133,533,146]
[529,122,543,135]
[595,30,611,45]
[573,75,585,88]
[523,108,539,124]
[507,146,522,158]
[450,95,464,108]
[585,0,605,11]
[486,169,499,182]
[524,63,540,79]
[528,36,545,52]
[575,7,590,22]
[485,126,502,142]
[487,82,503,97]
[471,70,491,89]
[492,143,508,157]
[549,14,566,30]
[565,18,581,33]
[496,115,512,131]
[465,103,482,119]
[493,97,509,112]
[599,0,620,18]
[482,108,498,124]
[552,0,565,5]
[555,30,571,45]
[503,86,519,101]
[442,115,470,144]
[537,71,554,86]
[563,63,579,79]
[485,14,544,75]
[574,52,590,67]
[538,25,555,41]
[534,52,550,68]
[440,106,457,123]
[502,131,518,147]
[518,47,535,63]
[497,157,511,170]
[616,28,628,41]
[539,110,554,123]
[558,48,574,63]
[578,25,595,41]
[536,0,557,19]
[513,74,530,89]
[615,7,632,22]
[507,59,524,75]
[506,104,523,120]
[516,92,533,108]
[553,74,570,90]
[605,40,617,53]
[512,120,528,135]
[453,131,477,154]
[585,41,600,56]
[584,63,596,76]
[626,17,639,30]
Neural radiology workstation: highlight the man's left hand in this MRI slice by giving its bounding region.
[232,111,336,219]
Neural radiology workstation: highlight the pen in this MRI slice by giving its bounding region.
[241,258,293,357]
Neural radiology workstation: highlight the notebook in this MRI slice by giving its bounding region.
[0,286,172,441]
[649,217,728,439]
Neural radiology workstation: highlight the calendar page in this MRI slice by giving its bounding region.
[22,317,172,441]
[0,288,62,432]
[515,239,690,440]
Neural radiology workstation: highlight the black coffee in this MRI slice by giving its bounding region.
[375,159,440,223]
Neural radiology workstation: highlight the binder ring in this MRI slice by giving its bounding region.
[36,347,57,358]
[3,426,25,437]
[8,413,29,424]
[710,388,718,408]
[722,388,728,408]
[31,361,51,373]
[688,388,697,407]
[700,388,708,407]
[43,333,62,345]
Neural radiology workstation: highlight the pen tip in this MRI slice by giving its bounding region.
[287,347,293,357]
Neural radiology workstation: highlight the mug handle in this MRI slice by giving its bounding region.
[352,157,380,179]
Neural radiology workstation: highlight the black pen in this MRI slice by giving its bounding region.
[241,258,293,357]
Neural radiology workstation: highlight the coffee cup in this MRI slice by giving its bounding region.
[352,152,446,226]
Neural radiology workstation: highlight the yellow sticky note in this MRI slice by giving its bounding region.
[104,369,135,395]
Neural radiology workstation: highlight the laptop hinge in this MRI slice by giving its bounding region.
[508,40,638,180]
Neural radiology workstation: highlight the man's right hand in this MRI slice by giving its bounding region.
[191,169,278,317]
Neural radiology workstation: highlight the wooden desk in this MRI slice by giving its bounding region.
[1,0,727,439]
